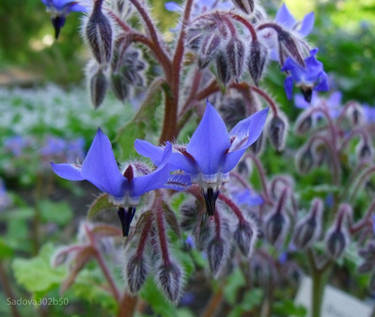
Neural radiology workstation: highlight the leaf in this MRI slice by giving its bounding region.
[224,269,246,305]
[38,200,73,225]
[87,194,116,220]
[228,289,263,317]
[0,238,14,259]
[12,244,66,298]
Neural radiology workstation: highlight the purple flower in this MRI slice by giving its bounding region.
[0,179,10,211]
[41,0,87,39]
[165,0,233,15]
[4,136,31,157]
[135,101,268,215]
[363,104,375,123]
[51,128,172,206]
[40,136,67,157]
[233,189,264,207]
[282,48,329,102]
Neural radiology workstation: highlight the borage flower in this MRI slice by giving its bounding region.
[41,0,87,39]
[135,101,268,216]
[51,128,172,236]
[282,48,328,102]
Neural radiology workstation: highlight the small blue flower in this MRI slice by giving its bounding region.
[51,128,172,206]
[282,48,329,101]
[233,189,264,207]
[363,104,375,123]
[4,136,31,157]
[135,101,268,215]
[41,0,87,39]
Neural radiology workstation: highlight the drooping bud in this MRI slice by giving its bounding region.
[293,198,323,249]
[234,221,257,257]
[295,111,313,134]
[231,0,255,15]
[268,113,288,151]
[117,207,136,237]
[250,131,264,154]
[278,29,304,67]
[180,199,199,231]
[157,262,183,302]
[85,0,113,65]
[198,33,221,69]
[346,102,364,126]
[207,237,226,276]
[90,68,108,108]
[126,255,148,293]
[356,139,373,162]
[216,53,231,84]
[248,40,268,86]
[296,145,314,174]
[203,187,219,216]
[111,73,130,102]
[226,38,245,80]
[265,188,289,246]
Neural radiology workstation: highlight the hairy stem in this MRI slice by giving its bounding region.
[0,262,21,317]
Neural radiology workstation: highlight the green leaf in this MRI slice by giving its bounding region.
[224,269,246,305]
[273,299,307,316]
[38,200,73,225]
[0,238,14,259]
[12,243,66,298]
[140,277,178,317]
[228,289,263,317]
[87,194,116,219]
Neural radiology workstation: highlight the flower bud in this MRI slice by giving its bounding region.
[198,33,221,69]
[347,102,364,126]
[296,145,314,174]
[180,199,199,231]
[356,139,373,162]
[250,131,264,154]
[234,221,257,257]
[278,30,304,66]
[126,254,148,293]
[226,38,245,80]
[111,72,130,102]
[268,113,288,151]
[231,0,255,15]
[295,111,313,134]
[85,0,113,65]
[248,40,268,86]
[90,68,108,108]
[157,262,182,302]
[293,198,323,249]
[207,237,226,276]
[216,52,231,84]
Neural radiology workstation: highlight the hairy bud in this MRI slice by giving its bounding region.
[111,72,130,102]
[198,33,221,69]
[90,68,108,108]
[216,53,231,84]
[295,111,313,134]
[356,139,373,162]
[157,262,183,302]
[85,0,113,65]
[293,198,323,249]
[126,255,148,293]
[347,102,364,126]
[250,131,264,154]
[296,145,314,174]
[226,38,245,80]
[268,113,288,151]
[207,237,226,276]
[231,0,255,15]
[248,40,268,86]
[278,29,304,66]
[234,221,257,257]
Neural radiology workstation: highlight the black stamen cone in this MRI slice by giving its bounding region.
[203,187,219,216]
[300,86,313,103]
[117,207,136,237]
[51,16,66,39]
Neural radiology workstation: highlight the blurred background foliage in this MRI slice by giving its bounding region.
[1,0,375,104]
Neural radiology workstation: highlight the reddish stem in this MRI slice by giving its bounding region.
[136,216,153,257]
[229,13,257,40]
[218,194,246,223]
[155,197,171,265]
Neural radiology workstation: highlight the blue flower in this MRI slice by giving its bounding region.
[51,128,172,206]
[0,179,10,211]
[363,104,375,123]
[41,0,87,39]
[233,189,264,207]
[282,48,329,102]
[165,0,232,15]
[4,135,32,157]
[135,101,268,215]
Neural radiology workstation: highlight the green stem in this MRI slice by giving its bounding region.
[311,270,325,317]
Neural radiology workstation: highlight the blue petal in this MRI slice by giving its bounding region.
[282,57,303,81]
[275,3,296,30]
[328,91,342,108]
[222,149,248,173]
[234,189,264,206]
[284,76,294,100]
[81,128,125,198]
[299,12,315,37]
[165,2,183,12]
[314,72,329,92]
[294,94,310,109]
[164,174,192,191]
[187,101,230,175]
[51,163,84,181]
[132,143,172,196]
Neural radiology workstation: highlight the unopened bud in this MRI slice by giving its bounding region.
[90,69,108,108]
[234,221,257,257]
[278,30,304,66]
[207,237,226,276]
[326,228,347,258]
[347,102,364,126]
[356,139,373,162]
[216,53,231,84]
[248,40,268,86]
[111,72,130,102]
[157,262,182,302]
[250,131,264,154]
[180,199,199,231]
[295,111,313,134]
[293,198,323,249]
[85,0,113,65]
[296,145,314,174]
[268,113,288,151]
[226,38,245,79]
[126,255,148,293]
[198,33,221,69]
[231,0,255,15]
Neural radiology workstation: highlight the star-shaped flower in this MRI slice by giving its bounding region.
[135,101,268,215]
[41,0,87,39]
[282,48,329,102]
